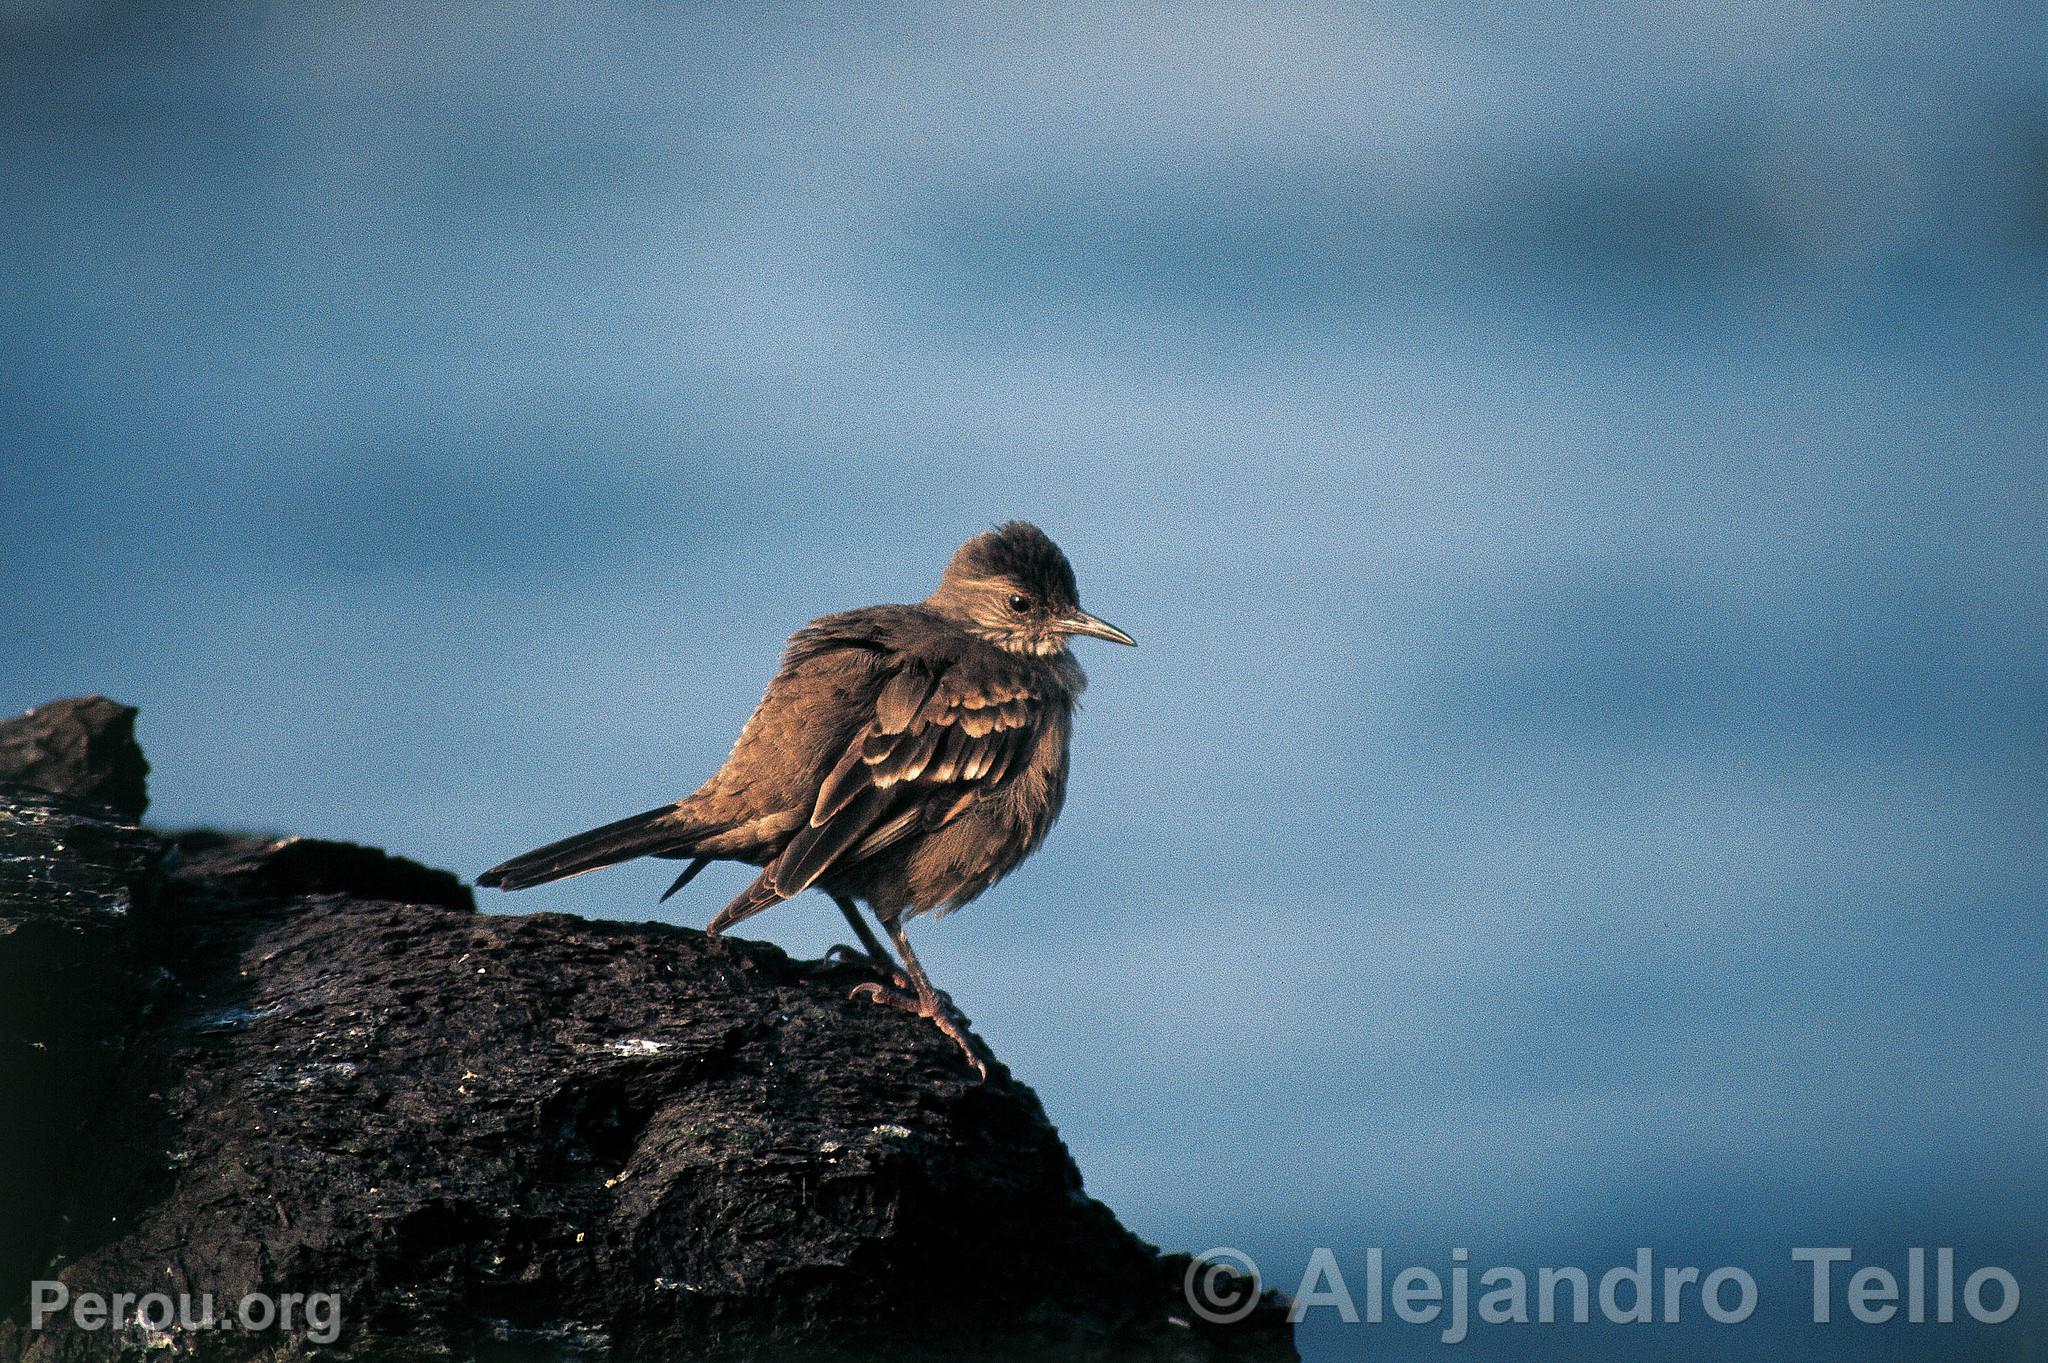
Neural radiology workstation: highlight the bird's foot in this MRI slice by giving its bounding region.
[925,1008,991,1083]
[848,983,989,1082]
[823,942,906,985]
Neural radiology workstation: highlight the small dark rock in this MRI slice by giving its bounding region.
[163,830,475,913]
[0,698,150,821]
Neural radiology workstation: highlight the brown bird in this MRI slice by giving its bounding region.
[478,522,1134,1077]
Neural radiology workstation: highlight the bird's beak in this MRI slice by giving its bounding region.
[1059,609,1136,646]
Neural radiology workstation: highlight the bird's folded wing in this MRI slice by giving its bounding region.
[764,661,1039,897]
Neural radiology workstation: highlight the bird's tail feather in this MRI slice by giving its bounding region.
[658,856,712,903]
[479,804,695,892]
[706,872,784,935]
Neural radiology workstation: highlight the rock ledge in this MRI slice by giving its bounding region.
[0,698,1292,1362]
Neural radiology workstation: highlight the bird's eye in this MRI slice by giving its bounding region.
[1007,593,1032,615]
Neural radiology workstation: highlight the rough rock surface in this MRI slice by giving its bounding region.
[0,786,159,1321]
[0,700,1293,1362]
[0,698,150,821]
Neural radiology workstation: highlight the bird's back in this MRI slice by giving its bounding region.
[671,610,897,861]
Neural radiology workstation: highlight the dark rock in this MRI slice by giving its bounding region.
[163,830,475,914]
[0,699,150,821]
[0,786,163,1330]
[0,705,1295,1362]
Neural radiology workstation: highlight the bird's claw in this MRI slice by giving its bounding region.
[933,1014,991,1083]
[848,982,990,1082]
[848,981,920,1013]
[827,947,909,989]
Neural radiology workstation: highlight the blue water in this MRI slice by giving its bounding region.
[5,6,2042,1359]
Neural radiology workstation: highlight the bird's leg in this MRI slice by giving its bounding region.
[849,918,989,1081]
[825,894,898,976]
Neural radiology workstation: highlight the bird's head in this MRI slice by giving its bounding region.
[926,521,1136,657]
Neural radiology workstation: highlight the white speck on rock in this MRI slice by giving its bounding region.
[189,1005,280,1033]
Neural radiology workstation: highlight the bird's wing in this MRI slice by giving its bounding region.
[707,659,1041,929]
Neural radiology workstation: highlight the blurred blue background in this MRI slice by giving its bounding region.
[4,4,2043,1359]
